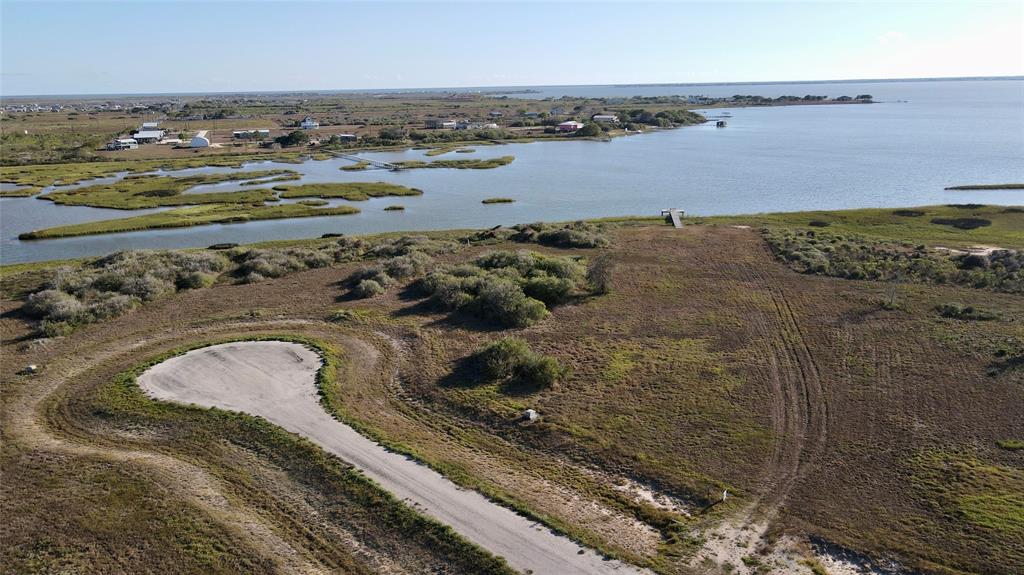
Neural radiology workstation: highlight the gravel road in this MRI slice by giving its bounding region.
[138,340,646,575]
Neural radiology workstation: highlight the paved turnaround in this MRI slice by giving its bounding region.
[138,341,646,575]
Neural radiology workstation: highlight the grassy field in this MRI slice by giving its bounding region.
[2,207,1022,574]
[702,204,1024,248]
[18,203,360,239]
[274,182,422,200]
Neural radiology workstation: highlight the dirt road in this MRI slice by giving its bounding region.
[138,340,646,575]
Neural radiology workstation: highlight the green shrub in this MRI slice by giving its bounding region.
[515,354,568,388]
[350,265,394,289]
[473,279,548,327]
[24,289,84,321]
[512,222,610,248]
[176,271,217,290]
[477,337,532,379]
[352,279,385,299]
[523,276,573,305]
[383,251,433,279]
[936,303,999,321]
[473,337,567,390]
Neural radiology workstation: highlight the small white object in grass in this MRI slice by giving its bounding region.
[523,409,538,422]
[25,364,38,374]
[722,489,728,502]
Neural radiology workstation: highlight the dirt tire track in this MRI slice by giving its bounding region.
[694,230,832,571]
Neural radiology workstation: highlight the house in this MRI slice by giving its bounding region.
[190,134,210,148]
[557,120,584,132]
[488,110,504,118]
[522,111,541,118]
[106,138,138,150]
[425,118,457,129]
[300,117,319,129]
[336,134,358,142]
[232,129,271,139]
[133,129,165,143]
[140,121,161,130]
[549,106,565,116]
[592,114,619,123]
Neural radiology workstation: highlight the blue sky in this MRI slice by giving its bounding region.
[1,1,1021,95]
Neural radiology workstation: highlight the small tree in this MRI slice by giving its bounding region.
[275,130,308,148]
[587,254,615,294]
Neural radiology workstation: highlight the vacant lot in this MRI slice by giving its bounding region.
[2,214,1021,574]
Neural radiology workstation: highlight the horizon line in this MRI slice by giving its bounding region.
[1,74,1022,100]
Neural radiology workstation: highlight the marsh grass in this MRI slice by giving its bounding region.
[42,170,297,209]
[275,182,422,201]
[394,156,514,170]
[20,203,360,239]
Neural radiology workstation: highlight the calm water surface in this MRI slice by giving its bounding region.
[2,79,1021,264]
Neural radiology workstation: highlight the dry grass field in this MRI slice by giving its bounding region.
[2,213,1021,574]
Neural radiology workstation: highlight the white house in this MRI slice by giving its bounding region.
[592,114,619,123]
[140,121,161,130]
[133,130,165,143]
[557,120,584,132]
[300,117,319,130]
[190,135,210,148]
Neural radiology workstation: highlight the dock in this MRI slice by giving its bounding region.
[661,208,684,228]
[336,153,402,171]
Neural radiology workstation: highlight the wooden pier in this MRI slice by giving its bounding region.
[661,208,684,228]
[336,153,402,171]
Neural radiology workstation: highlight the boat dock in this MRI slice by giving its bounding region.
[661,208,684,228]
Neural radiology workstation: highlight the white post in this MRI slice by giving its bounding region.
[722,489,728,502]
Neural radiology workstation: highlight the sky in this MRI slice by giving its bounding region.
[1,1,1022,96]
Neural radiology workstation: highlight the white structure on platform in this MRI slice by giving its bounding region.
[301,117,320,129]
[190,130,211,148]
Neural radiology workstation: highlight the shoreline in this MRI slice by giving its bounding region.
[4,203,1021,270]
